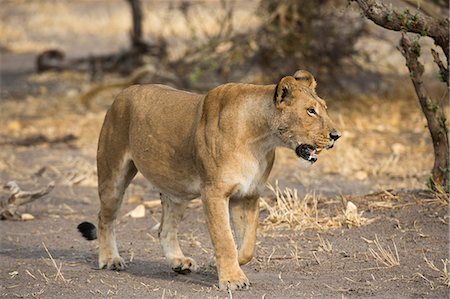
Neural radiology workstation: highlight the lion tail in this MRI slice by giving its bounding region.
[77,221,97,241]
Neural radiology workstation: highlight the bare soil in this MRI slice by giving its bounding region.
[0,146,448,298]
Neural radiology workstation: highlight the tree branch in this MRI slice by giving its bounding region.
[352,0,449,61]
[431,49,449,86]
[1,181,55,220]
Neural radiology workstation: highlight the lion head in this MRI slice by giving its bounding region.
[271,70,341,163]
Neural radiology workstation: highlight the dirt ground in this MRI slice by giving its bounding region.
[0,147,448,298]
[1,1,449,298]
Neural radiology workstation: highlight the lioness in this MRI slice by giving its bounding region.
[78,70,341,290]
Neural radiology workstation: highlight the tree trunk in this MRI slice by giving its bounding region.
[351,0,449,192]
[399,34,449,191]
[127,0,144,49]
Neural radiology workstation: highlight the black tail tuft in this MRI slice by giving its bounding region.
[77,221,97,240]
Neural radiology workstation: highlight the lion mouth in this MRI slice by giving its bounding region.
[295,144,318,163]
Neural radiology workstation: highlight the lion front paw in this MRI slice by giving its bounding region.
[219,269,250,290]
[169,257,197,274]
[99,256,126,271]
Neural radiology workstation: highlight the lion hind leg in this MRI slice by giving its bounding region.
[97,151,137,271]
[159,194,197,274]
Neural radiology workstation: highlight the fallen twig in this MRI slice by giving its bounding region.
[0,134,77,147]
[1,181,55,220]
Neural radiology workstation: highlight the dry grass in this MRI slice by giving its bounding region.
[424,255,450,287]
[368,235,400,268]
[433,186,450,206]
[260,181,373,230]
[317,234,333,253]
[260,181,323,230]
[42,242,67,283]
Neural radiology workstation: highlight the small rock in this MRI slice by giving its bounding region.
[345,201,358,217]
[391,143,406,155]
[127,195,143,204]
[142,200,161,209]
[344,201,366,227]
[191,240,202,248]
[21,213,35,221]
[355,170,368,181]
[151,222,160,231]
[126,204,146,218]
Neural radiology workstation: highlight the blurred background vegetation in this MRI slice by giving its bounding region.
[1,0,447,94]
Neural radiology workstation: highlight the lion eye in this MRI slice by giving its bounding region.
[307,108,316,116]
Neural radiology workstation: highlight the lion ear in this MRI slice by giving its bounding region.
[274,76,295,107]
[293,70,317,91]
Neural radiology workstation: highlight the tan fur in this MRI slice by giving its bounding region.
[95,71,340,290]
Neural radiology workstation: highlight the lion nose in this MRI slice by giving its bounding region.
[330,130,341,141]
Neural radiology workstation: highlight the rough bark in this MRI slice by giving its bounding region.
[431,49,449,86]
[398,34,449,191]
[352,0,449,62]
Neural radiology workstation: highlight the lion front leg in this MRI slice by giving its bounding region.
[229,194,260,265]
[202,187,249,291]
